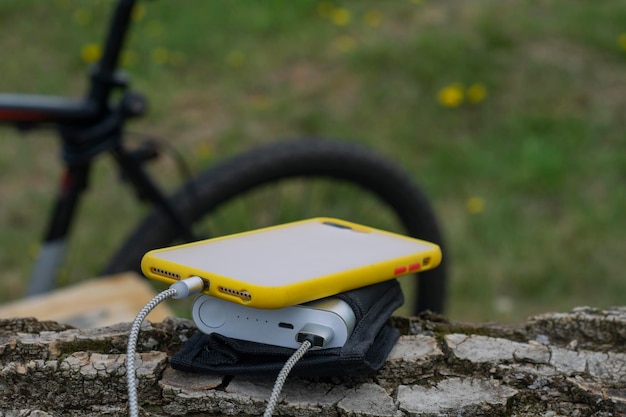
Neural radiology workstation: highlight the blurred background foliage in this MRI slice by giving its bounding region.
[0,0,624,322]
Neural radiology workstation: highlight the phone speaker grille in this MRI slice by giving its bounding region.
[150,267,181,280]
[218,286,252,301]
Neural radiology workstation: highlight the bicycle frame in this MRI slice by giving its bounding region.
[0,0,196,295]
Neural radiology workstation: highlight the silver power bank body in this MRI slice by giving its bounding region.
[192,295,356,349]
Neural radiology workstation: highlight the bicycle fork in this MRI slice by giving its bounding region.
[27,147,198,296]
[28,164,90,296]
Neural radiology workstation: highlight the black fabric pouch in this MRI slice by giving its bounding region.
[170,279,403,377]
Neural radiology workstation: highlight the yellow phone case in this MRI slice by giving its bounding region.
[141,217,442,309]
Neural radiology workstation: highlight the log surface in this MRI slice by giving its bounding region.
[1,307,625,416]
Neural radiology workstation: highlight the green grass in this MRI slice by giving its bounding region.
[0,0,625,323]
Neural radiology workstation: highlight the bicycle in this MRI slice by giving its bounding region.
[0,0,447,315]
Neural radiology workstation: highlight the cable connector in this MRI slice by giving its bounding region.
[126,275,207,417]
[264,325,335,415]
[171,276,206,299]
[296,324,334,348]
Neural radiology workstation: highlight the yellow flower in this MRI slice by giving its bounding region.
[54,0,70,9]
[121,50,138,68]
[618,32,626,51]
[196,142,215,159]
[151,47,169,65]
[73,8,92,26]
[250,94,272,111]
[466,83,487,104]
[334,35,356,52]
[81,43,102,63]
[132,3,146,21]
[364,10,382,28]
[226,50,246,68]
[317,1,334,18]
[437,83,464,108]
[466,197,485,214]
[29,244,40,260]
[57,268,70,285]
[331,7,351,26]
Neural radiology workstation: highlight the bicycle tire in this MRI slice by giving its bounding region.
[103,139,448,314]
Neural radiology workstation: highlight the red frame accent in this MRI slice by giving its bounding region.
[0,108,50,122]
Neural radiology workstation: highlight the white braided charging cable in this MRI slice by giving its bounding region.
[263,339,313,417]
[125,275,313,417]
[126,287,177,417]
[126,276,205,417]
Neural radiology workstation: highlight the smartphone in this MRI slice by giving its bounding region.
[141,217,442,309]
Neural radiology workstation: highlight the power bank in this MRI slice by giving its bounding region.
[192,294,356,349]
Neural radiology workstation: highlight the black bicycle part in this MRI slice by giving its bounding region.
[25,163,93,296]
[0,0,139,127]
[0,0,201,297]
[110,144,197,243]
[103,139,448,314]
[88,0,137,108]
[43,164,91,242]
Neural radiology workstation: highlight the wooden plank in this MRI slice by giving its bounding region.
[0,273,174,328]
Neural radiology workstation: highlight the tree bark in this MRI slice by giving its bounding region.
[1,307,624,416]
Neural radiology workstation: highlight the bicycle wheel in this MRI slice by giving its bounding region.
[103,139,448,315]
